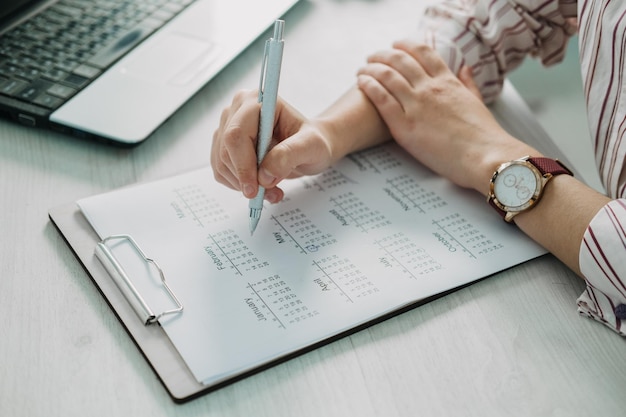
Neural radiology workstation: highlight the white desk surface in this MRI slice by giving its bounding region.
[1,1,623,416]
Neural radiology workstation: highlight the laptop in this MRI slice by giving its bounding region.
[0,0,300,146]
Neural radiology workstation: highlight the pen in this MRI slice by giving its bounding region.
[249,19,285,235]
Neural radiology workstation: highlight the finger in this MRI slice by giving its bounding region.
[221,100,263,198]
[365,48,426,86]
[357,61,407,85]
[357,73,406,126]
[213,152,284,203]
[358,62,416,109]
[211,112,241,191]
[211,90,261,192]
[264,186,284,204]
[211,135,236,185]
[259,129,332,188]
[458,65,482,100]
[393,40,449,77]
[213,162,240,191]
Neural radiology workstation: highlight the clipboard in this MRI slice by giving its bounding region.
[47,82,577,404]
[48,202,465,403]
[48,203,209,402]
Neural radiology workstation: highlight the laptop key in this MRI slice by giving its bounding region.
[0,62,21,78]
[42,68,70,83]
[15,67,42,82]
[47,83,77,99]
[72,64,101,80]
[33,93,64,109]
[17,79,54,102]
[0,78,28,96]
[50,3,83,19]
[63,73,89,89]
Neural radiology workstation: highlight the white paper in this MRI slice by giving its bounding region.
[78,142,545,386]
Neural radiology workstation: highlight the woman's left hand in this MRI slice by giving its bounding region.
[356,40,529,194]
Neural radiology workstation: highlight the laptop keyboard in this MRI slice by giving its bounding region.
[0,0,195,111]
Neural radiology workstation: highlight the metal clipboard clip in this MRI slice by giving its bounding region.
[95,234,183,325]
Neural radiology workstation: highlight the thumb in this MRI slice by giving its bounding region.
[259,128,332,188]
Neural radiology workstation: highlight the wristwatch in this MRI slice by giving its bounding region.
[488,156,573,223]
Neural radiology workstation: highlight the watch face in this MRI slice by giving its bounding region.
[492,162,542,211]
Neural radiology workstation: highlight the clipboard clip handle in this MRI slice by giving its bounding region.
[95,234,183,325]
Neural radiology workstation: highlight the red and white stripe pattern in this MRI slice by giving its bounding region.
[418,0,578,103]
[419,0,625,335]
[578,0,626,198]
[577,0,626,336]
[580,200,626,335]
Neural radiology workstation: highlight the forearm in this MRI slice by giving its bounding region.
[514,176,610,276]
[467,136,610,277]
[314,86,391,163]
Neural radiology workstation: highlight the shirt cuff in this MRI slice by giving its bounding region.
[577,199,626,336]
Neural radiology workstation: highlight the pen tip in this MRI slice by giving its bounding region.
[249,216,260,236]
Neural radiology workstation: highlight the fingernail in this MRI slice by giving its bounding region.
[259,169,276,186]
[266,190,280,204]
[243,184,255,198]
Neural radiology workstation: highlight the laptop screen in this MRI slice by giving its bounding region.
[0,0,38,22]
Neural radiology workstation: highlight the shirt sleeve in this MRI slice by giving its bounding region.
[578,200,626,336]
[574,1,626,336]
[418,0,577,102]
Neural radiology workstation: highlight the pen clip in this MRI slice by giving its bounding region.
[258,40,270,103]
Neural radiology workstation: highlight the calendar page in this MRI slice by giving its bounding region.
[78,141,545,386]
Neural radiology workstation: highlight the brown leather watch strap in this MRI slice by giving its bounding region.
[527,157,573,177]
[489,197,507,219]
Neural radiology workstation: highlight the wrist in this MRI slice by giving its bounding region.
[315,86,391,162]
[488,156,573,223]
[467,134,541,197]
[311,116,349,164]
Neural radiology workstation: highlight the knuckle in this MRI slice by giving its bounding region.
[212,169,231,188]
[222,124,245,147]
[219,104,231,122]
[386,50,407,67]
[232,88,255,104]
[218,144,230,162]
[413,43,432,54]
[373,64,395,81]
[213,170,225,184]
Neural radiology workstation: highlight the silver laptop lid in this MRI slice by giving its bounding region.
[46,0,299,145]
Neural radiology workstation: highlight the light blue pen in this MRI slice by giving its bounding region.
[249,19,285,235]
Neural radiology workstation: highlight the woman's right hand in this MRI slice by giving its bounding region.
[211,89,336,204]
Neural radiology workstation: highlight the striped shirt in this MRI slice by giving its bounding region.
[419,0,625,336]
